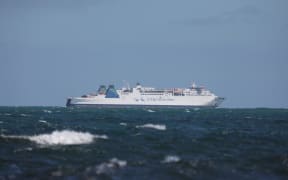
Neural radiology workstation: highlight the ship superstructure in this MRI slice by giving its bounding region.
[66,83,224,108]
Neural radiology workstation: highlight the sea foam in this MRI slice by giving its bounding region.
[136,124,166,131]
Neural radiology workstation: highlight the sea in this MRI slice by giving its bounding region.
[0,107,287,180]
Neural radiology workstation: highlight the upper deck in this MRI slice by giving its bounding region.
[80,82,215,98]
[120,83,214,97]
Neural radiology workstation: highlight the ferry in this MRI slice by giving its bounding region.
[66,83,224,108]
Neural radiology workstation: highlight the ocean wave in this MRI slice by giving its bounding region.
[162,155,180,163]
[1,130,108,145]
[136,124,166,131]
[86,158,127,175]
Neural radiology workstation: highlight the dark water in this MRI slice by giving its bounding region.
[0,107,288,179]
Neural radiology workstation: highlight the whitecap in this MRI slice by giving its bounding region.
[162,155,181,163]
[90,158,127,175]
[28,130,105,145]
[20,114,29,117]
[108,158,127,167]
[4,113,11,116]
[94,134,108,139]
[131,133,142,136]
[38,120,48,124]
[185,109,190,113]
[25,147,33,151]
[1,130,108,146]
[146,109,155,113]
[43,110,52,114]
[120,122,127,126]
[136,124,166,131]
[14,147,33,152]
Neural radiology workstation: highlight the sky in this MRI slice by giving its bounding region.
[0,0,287,108]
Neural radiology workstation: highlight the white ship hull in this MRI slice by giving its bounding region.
[66,83,224,108]
[67,93,224,108]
